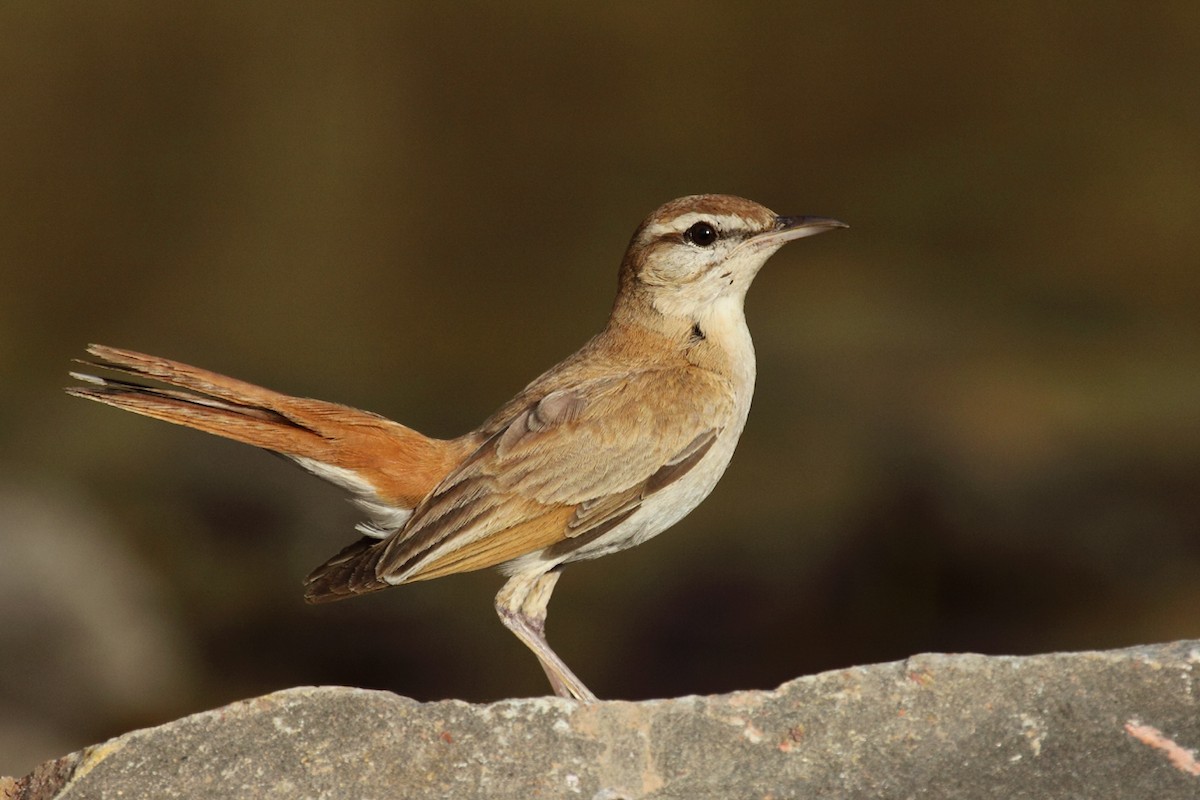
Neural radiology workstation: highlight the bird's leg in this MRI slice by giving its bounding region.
[495,568,598,703]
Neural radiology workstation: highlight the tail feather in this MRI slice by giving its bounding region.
[68,344,358,466]
[70,372,285,422]
[79,345,312,411]
[67,370,323,455]
[68,344,473,511]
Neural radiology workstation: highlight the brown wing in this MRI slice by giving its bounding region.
[303,367,733,600]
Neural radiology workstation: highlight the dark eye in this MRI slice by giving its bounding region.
[683,221,718,247]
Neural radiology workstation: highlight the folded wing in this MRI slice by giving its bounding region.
[304,368,733,601]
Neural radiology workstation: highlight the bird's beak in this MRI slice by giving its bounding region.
[732,215,847,258]
[761,215,849,246]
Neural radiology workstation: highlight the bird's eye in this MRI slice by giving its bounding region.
[683,221,718,247]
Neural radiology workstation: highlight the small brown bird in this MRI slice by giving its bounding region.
[69,194,845,702]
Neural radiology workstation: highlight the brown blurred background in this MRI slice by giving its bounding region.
[2,1,1198,777]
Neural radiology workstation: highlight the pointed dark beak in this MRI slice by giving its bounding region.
[774,215,848,239]
[743,215,847,250]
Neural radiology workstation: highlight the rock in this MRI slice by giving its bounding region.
[7,641,1200,799]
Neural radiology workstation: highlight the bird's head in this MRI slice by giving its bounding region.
[617,194,846,322]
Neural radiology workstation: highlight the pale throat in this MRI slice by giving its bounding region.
[651,290,757,389]
[701,294,757,393]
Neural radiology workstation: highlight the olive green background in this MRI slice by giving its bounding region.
[2,1,1198,777]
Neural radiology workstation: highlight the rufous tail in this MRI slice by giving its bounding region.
[68,344,471,510]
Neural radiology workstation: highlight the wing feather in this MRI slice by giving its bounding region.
[373,368,734,583]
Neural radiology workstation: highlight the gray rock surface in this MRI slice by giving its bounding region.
[6,641,1200,799]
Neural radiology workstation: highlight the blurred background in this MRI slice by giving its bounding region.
[2,0,1198,777]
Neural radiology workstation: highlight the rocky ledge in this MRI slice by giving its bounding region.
[5,641,1200,799]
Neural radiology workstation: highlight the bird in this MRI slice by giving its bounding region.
[68,194,846,702]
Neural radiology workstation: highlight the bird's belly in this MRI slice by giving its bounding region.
[552,423,743,565]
